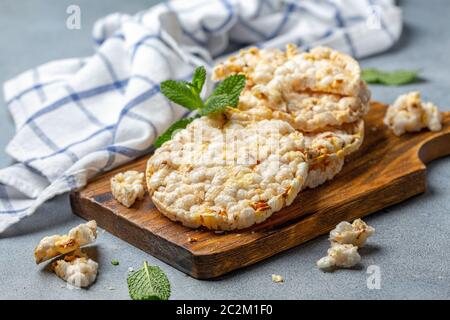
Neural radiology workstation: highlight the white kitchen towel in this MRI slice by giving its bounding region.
[0,0,402,233]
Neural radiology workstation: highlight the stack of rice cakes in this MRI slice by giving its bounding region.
[146,45,370,230]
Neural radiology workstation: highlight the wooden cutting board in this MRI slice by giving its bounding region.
[70,102,450,279]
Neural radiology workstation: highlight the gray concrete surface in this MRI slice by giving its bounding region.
[0,0,449,300]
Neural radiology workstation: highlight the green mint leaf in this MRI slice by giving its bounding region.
[111,260,119,266]
[200,94,231,115]
[160,80,204,110]
[127,261,171,300]
[191,66,206,93]
[154,117,197,148]
[210,74,246,107]
[362,68,419,86]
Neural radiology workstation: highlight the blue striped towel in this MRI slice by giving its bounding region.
[0,0,402,233]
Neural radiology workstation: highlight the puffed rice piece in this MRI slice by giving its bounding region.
[146,116,309,230]
[34,220,97,264]
[384,91,442,136]
[317,243,361,271]
[330,218,375,247]
[271,274,284,283]
[111,170,145,207]
[53,249,98,288]
[254,84,370,132]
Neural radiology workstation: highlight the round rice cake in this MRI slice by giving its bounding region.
[146,116,309,230]
[304,119,364,162]
[304,157,344,189]
[266,46,363,97]
[226,84,370,132]
[302,119,365,189]
[212,44,298,88]
[213,45,364,97]
[214,44,370,132]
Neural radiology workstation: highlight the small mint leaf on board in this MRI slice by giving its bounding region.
[127,261,171,300]
[154,117,197,148]
[210,74,246,107]
[362,68,419,85]
[200,94,231,116]
[160,80,204,110]
[191,66,206,93]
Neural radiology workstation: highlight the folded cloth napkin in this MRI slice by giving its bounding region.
[0,0,402,233]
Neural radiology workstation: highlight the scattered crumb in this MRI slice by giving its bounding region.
[188,237,198,243]
[271,274,284,283]
[128,267,134,273]
[107,286,115,291]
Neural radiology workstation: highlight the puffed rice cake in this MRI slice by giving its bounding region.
[302,119,364,189]
[146,116,309,230]
[214,45,370,131]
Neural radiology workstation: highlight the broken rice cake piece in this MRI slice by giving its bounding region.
[317,218,375,271]
[329,218,375,247]
[34,220,97,264]
[53,249,98,288]
[111,170,145,207]
[384,91,442,136]
[316,243,361,270]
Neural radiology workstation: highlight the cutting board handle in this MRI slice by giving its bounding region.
[417,112,450,164]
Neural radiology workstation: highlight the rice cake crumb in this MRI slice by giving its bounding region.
[111,170,145,207]
[317,243,361,271]
[329,218,375,247]
[271,274,284,283]
[384,91,442,136]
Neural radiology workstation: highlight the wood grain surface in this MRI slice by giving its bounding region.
[70,102,450,279]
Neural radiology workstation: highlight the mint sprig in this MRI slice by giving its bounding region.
[127,261,171,300]
[362,68,419,85]
[208,74,246,108]
[159,80,203,110]
[156,66,246,147]
[154,116,198,148]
